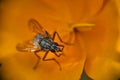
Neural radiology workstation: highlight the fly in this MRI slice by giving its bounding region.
[16,19,70,70]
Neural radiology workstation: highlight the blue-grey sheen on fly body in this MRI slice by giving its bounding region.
[16,18,71,70]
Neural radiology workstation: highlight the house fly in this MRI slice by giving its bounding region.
[16,19,70,70]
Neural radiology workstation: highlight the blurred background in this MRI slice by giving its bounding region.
[0,0,120,80]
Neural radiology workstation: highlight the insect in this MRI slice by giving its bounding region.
[16,19,70,70]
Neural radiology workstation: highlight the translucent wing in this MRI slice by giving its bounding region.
[28,19,49,36]
[16,40,40,52]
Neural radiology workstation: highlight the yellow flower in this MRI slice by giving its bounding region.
[0,0,120,80]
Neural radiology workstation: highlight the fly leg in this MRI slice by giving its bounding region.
[53,52,62,57]
[43,51,62,70]
[33,50,41,69]
[58,44,65,56]
[52,31,72,45]
[58,45,64,51]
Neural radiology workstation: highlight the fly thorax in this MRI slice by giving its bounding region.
[39,39,51,50]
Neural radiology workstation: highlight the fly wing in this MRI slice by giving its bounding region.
[16,40,40,52]
[28,19,49,37]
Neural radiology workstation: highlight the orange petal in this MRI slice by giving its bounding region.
[84,0,120,79]
[1,0,86,80]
